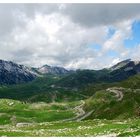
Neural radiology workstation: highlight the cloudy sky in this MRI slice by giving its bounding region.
[0,3,140,69]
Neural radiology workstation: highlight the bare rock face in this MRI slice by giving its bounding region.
[0,60,36,85]
[109,59,140,82]
[110,59,140,72]
[110,59,132,71]
[37,65,70,75]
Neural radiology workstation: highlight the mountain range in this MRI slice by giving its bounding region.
[0,59,140,86]
[0,59,71,85]
[0,58,140,125]
[53,58,140,88]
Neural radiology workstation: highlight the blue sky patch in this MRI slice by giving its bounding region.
[107,27,116,39]
[106,50,119,57]
[124,20,140,48]
[87,43,102,51]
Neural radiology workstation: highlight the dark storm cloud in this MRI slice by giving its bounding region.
[1,3,140,36]
[62,4,140,27]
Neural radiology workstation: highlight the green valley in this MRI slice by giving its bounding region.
[0,60,140,136]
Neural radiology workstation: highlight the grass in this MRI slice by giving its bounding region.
[0,76,85,103]
[83,88,140,120]
[0,98,139,137]
[0,74,140,136]
[0,99,77,125]
[0,119,140,136]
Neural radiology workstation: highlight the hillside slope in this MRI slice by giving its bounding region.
[0,76,86,102]
[83,74,140,120]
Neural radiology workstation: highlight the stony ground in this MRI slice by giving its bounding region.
[0,119,140,136]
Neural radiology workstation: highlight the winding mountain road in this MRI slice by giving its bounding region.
[106,87,124,101]
[63,87,126,122]
[76,109,94,121]
[62,100,94,122]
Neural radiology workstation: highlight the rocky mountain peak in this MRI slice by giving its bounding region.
[37,65,69,75]
[0,60,36,85]
[110,59,131,71]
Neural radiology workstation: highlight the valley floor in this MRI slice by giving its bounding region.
[0,98,140,137]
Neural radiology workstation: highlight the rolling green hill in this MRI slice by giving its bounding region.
[80,74,140,120]
[0,75,86,102]
[118,74,140,89]
[84,88,140,120]
[56,69,110,88]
